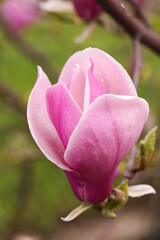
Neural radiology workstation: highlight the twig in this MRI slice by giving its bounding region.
[123,36,142,180]
[0,14,58,81]
[122,34,141,180]
[132,36,141,89]
[74,21,97,43]
[95,0,160,55]
[123,145,138,181]
[130,156,160,184]
[127,145,138,168]
[126,0,151,29]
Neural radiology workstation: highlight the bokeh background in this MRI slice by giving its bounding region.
[0,0,160,239]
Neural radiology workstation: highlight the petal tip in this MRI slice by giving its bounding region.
[35,66,43,86]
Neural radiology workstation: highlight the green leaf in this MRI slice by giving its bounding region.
[105,180,128,212]
[141,126,157,157]
[61,202,93,222]
[118,179,128,198]
[136,126,158,162]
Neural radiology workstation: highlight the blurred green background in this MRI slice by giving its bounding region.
[0,1,160,239]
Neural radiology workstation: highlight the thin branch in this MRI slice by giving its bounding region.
[121,31,141,180]
[126,0,151,29]
[0,14,58,81]
[74,21,97,43]
[133,36,141,89]
[132,165,160,183]
[127,145,138,168]
[123,36,141,180]
[123,145,138,181]
[95,0,160,55]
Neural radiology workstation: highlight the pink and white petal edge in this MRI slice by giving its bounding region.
[46,83,82,148]
[27,66,71,171]
[58,48,137,97]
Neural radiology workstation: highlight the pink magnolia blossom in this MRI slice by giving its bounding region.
[27,48,149,204]
[72,0,102,20]
[0,0,40,32]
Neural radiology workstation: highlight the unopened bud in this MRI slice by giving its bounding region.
[110,188,126,201]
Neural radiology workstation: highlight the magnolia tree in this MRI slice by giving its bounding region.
[0,0,160,230]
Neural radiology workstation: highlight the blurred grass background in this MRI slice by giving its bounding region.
[0,1,160,239]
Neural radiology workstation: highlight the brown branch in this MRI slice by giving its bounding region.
[130,156,160,185]
[0,14,58,81]
[126,0,151,29]
[95,0,160,55]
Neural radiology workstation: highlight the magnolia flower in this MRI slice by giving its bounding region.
[0,0,40,32]
[72,0,102,43]
[72,0,102,42]
[27,48,149,204]
[72,0,102,21]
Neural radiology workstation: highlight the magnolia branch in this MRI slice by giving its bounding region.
[0,14,58,81]
[123,146,138,181]
[126,0,151,29]
[133,36,141,89]
[122,37,142,180]
[95,0,160,55]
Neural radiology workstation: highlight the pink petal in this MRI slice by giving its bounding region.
[69,65,86,111]
[46,83,82,148]
[27,67,71,171]
[65,166,119,203]
[88,58,104,104]
[66,58,104,111]
[58,48,137,97]
[83,66,90,111]
[65,170,85,202]
[64,94,149,203]
[83,58,105,111]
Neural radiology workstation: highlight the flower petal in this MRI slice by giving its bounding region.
[83,58,104,111]
[128,184,156,197]
[58,47,137,96]
[88,58,104,104]
[46,83,82,148]
[64,94,149,203]
[69,65,86,111]
[65,170,85,201]
[65,167,118,202]
[66,58,104,112]
[61,202,93,222]
[39,0,74,13]
[27,67,71,171]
